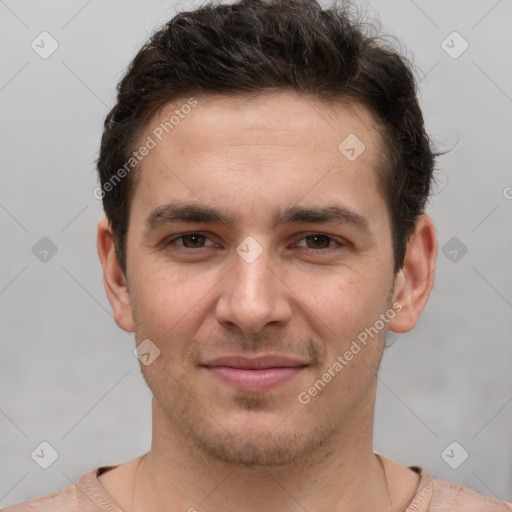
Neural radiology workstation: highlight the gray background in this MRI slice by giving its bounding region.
[1,0,511,507]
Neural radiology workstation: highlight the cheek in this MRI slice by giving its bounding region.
[130,263,217,341]
[296,271,393,378]
[129,244,392,343]
[293,269,386,327]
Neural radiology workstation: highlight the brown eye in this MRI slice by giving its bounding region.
[180,234,207,248]
[292,233,348,255]
[167,233,214,251]
[304,234,333,249]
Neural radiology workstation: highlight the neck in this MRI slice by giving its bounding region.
[132,396,392,512]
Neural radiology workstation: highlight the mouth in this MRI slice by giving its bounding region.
[201,355,309,392]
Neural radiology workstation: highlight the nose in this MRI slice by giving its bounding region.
[214,242,293,334]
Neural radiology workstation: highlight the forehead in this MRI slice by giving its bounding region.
[148,91,386,160]
[130,91,390,231]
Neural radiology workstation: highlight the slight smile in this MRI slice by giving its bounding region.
[201,355,309,392]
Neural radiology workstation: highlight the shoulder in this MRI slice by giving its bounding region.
[429,477,512,511]
[1,483,78,512]
[1,463,122,512]
[376,453,512,512]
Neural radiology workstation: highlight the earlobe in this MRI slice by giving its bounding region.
[96,217,135,332]
[388,215,437,334]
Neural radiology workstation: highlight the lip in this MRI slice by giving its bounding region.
[202,355,308,369]
[201,355,308,392]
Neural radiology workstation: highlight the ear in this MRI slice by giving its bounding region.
[96,217,135,332]
[388,215,437,333]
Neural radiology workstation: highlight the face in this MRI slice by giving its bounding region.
[121,91,401,466]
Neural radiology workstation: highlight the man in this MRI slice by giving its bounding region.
[5,0,511,510]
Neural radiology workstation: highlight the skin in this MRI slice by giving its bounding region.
[97,91,437,512]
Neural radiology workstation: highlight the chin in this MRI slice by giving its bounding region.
[182,410,338,467]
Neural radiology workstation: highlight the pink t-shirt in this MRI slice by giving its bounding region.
[3,457,512,511]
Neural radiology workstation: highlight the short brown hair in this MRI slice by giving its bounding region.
[96,0,441,275]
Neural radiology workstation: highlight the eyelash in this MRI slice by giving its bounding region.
[165,232,345,254]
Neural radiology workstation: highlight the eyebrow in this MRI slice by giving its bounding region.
[144,202,371,234]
